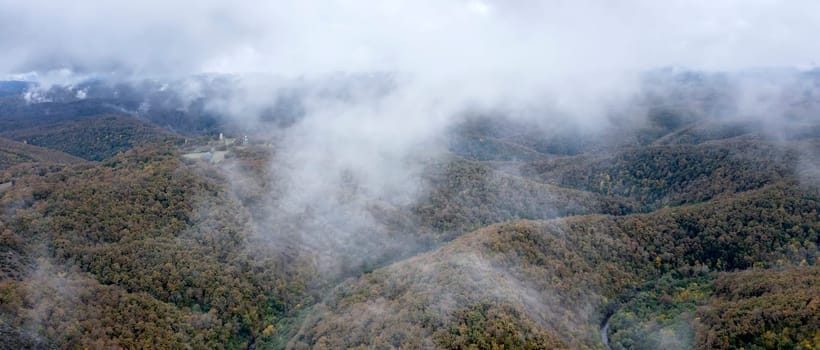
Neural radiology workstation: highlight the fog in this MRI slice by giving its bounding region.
[4,0,819,256]
[4,1,820,80]
[5,0,819,130]
[4,0,819,270]
[3,1,819,347]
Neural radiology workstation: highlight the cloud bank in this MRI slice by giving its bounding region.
[3,0,819,79]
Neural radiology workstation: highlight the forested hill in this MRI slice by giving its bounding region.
[287,181,818,349]
[1,146,316,349]
[0,80,819,349]
[0,114,181,161]
[0,137,85,171]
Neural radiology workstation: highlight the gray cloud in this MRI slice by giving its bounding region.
[5,0,819,135]
[2,0,819,80]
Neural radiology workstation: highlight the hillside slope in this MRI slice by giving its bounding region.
[0,137,85,171]
[0,96,817,349]
[1,114,181,161]
[283,181,819,349]
[0,146,314,348]
[519,138,801,211]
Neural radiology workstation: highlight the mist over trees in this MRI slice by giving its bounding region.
[1,1,820,349]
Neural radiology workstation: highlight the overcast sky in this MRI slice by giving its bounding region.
[2,0,819,81]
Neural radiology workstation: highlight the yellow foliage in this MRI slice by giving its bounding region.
[262,324,276,337]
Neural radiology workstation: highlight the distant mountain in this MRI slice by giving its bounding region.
[0,80,222,136]
[0,81,33,97]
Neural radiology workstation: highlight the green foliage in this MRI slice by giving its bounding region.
[1,114,181,161]
[608,273,714,350]
[696,266,820,350]
[620,182,820,271]
[434,302,567,349]
[521,139,796,211]
[0,137,84,171]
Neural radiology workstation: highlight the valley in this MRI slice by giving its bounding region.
[0,71,818,349]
